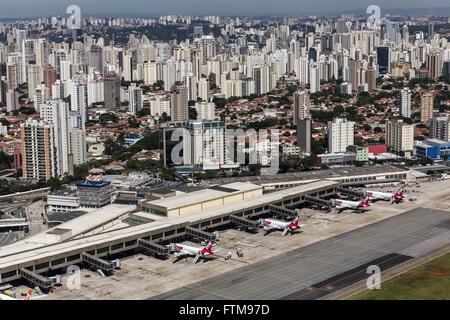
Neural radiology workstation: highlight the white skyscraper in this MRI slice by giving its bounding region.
[128,85,143,114]
[195,101,215,120]
[71,81,88,128]
[40,100,71,176]
[309,62,320,93]
[328,118,355,153]
[400,87,411,118]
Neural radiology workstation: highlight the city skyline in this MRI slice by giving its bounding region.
[1,0,450,19]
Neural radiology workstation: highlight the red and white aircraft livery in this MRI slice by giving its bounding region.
[262,216,305,236]
[0,290,47,300]
[172,241,216,263]
[333,196,371,212]
[364,187,405,203]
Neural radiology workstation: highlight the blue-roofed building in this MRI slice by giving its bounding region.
[77,171,114,208]
[415,144,438,160]
[124,136,143,146]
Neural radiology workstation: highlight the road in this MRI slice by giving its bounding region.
[150,207,450,300]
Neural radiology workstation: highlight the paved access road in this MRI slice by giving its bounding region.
[150,207,450,300]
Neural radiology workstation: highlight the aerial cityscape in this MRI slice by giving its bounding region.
[0,0,449,307]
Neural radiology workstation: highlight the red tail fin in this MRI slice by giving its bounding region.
[202,241,214,255]
[396,187,404,197]
[292,216,299,227]
[360,196,370,207]
[24,290,32,300]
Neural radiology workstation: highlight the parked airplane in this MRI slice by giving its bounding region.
[0,290,47,300]
[262,216,305,236]
[332,196,371,212]
[171,241,216,263]
[365,187,405,203]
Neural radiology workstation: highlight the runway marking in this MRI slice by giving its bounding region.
[329,244,450,300]
[289,253,407,300]
[153,208,450,300]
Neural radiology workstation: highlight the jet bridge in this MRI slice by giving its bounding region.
[81,253,114,272]
[230,215,260,229]
[304,196,334,208]
[185,226,216,241]
[19,268,54,289]
[269,205,297,217]
[137,239,169,256]
[336,187,365,198]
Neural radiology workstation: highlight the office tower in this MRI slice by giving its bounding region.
[27,63,41,102]
[70,128,87,166]
[377,46,390,74]
[104,73,121,110]
[177,27,189,42]
[0,79,6,104]
[400,87,411,118]
[194,101,215,120]
[426,53,440,79]
[128,85,143,114]
[6,89,18,112]
[198,77,210,101]
[297,118,312,154]
[385,119,414,154]
[170,82,189,121]
[89,45,103,72]
[40,100,71,176]
[429,115,450,142]
[20,119,57,181]
[442,60,450,77]
[420,92,434,123]
[327,118,355,153]
[428,22,434,38]
[309,63,320,93]
[43,64,57,95]
[71,81,88,128]
[293,90,311,125]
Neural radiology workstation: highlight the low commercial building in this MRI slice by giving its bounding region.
[141,182,263,217]
[46,193,80,213]
[318,152,356,166]
[347,145,369,162]
[77,180,114,208]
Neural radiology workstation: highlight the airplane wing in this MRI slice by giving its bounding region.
[192,252,201,264]
[282,228,289,237]
[174,251,187,258]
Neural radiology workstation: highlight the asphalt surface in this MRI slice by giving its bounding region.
[150,207,450,300]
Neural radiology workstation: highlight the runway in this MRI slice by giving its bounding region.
[150,207,450,300]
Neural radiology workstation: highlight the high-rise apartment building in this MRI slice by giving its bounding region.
[327,118,355,153]
[104,73,121,110]
[420,92,434,123]
[20,119,57,181]
[429,115,450,142]
[170,82,189,121]
[293,90,311,125]
[385,118,414,154]
[400,87,411,118]
[128,85,143,114]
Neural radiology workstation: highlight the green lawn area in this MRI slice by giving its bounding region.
[349,252,450,300]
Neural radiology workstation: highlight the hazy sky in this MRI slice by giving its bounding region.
[1,0,449,18]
